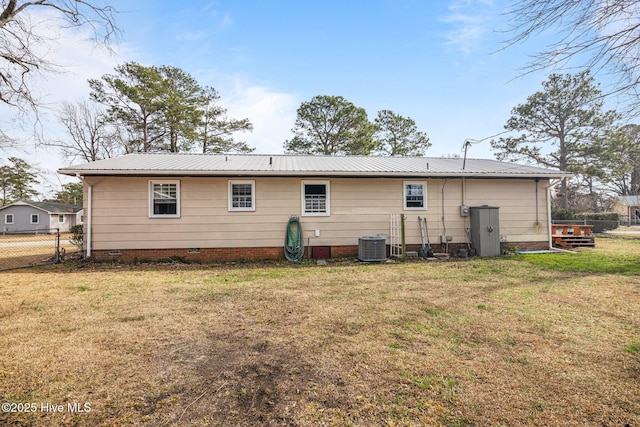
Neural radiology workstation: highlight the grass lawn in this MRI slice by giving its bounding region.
[1,237,639,426]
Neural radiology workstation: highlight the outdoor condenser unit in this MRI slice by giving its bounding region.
[358,236,387,262]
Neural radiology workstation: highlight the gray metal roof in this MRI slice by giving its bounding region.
[58,153,572,179]
[618,195,640,206]
[0,200,82,213]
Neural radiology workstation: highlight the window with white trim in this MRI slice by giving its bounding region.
[302,180,330,216]
[31,213,39,224]
[229,180,255,211]
[58,215,65,223]
[5,214,13,224]
[149,180,180,218]
[404,181,427,210]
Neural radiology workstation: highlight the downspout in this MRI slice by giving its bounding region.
[547,180,576,253]
[462,177,471,248]
[77,174,92,258]
[534,178,540,226]
[546,181,552,250]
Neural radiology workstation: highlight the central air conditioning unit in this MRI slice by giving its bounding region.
[358,236,387,262]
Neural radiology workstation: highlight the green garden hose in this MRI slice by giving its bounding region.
[285,216,304,262]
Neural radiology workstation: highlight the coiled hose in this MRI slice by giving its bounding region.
[285,216,304,262]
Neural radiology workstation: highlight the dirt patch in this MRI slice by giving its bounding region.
[137,324,351,426]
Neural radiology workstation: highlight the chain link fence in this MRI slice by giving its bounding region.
[0,228,78,271]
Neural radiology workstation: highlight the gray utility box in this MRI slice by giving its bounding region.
[469,206,500,257]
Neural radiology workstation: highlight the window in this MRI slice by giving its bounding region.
[149,180,180,218]
[58,215,65,223]
[5,214,13,224]
[229,180,255,211]
[31,213,39,224]
[404,181,426,210]
[302,180,330,216]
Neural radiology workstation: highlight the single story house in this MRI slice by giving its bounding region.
[612,195,640,225]
[0,200,83,233]
[57,153,571,261]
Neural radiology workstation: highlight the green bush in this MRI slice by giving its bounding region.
[576,212,619,221]
[552,209,575,220]
[576,213,620,233]
[587,221,619,233]
[69,224,84,251]
[551,211,619,232]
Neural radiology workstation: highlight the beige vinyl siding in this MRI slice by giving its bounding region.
[84,176,551,251]
[464,179,549,242]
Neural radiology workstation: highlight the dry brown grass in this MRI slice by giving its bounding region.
[1,238,639,426]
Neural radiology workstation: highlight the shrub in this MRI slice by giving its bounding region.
[69,224,84,252]
[552,209,575,220]
[576,212,619,221]
[576,213,620,233]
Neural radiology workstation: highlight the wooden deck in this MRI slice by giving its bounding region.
[552,224,595,248]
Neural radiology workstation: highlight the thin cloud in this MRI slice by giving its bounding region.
[224,80,299,154]
[220,12,233,28]
[202,1,234,28]
[177,31,210,41]
[441,0,496,54]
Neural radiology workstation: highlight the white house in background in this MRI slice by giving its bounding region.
[0,200,83,233]
[58,153,571,261]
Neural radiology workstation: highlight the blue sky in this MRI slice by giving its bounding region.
[1,0,610,193]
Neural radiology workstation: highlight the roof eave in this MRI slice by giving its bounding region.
[58,168,571,179]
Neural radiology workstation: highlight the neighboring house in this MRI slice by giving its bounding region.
[0,200,83,233]
[612,195,640,225]
[58,153,571,261]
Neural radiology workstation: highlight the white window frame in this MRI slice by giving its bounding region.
[228,180,256,212]
[30,213,39,224]
[149,180,181,218]
[301,180,330,216]
[403,181,427,210]
[5,214,14,224]
[58,215,65,223]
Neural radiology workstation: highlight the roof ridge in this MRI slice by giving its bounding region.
[125,152,502,161]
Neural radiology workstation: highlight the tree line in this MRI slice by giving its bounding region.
[49,62,254,161]
[49,63,432,163]
[284,95,430,156]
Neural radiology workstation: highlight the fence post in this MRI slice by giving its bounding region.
[55,228,60,264]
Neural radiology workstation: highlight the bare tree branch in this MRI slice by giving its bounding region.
[0,0,119,114]
[502,0,640,115]
[47,100,120,162]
